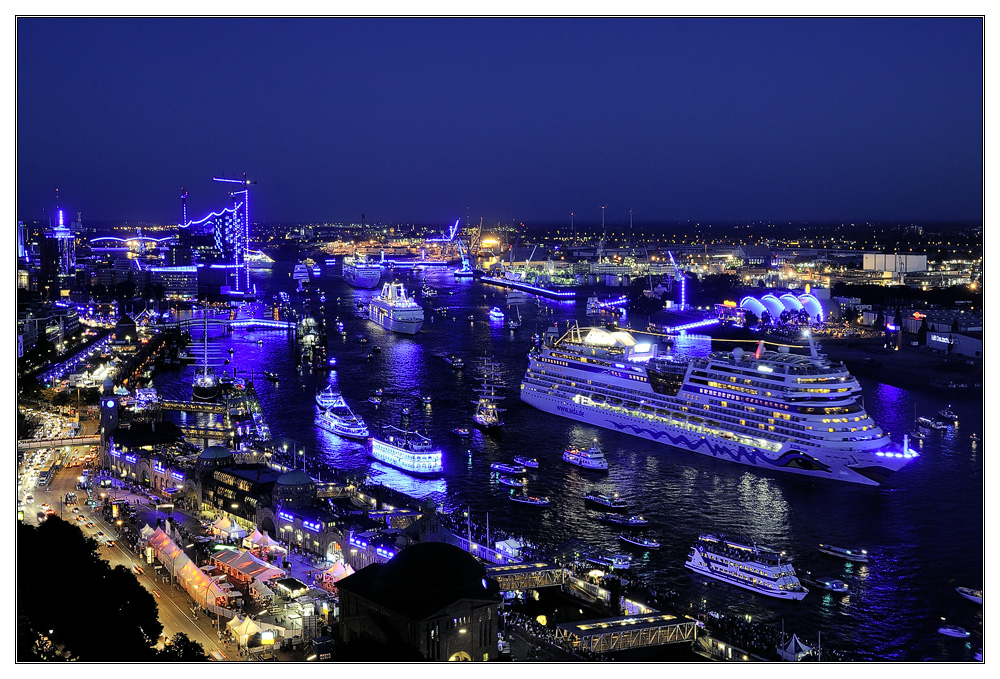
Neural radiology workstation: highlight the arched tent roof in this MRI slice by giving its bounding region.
[739,296,767,317]
[779,294,804,312]
[760,294,785,318]
[798,294,824,320]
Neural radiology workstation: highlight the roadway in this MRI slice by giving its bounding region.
[25,461,231,660]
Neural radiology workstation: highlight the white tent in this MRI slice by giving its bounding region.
[777,634,814,661]
[244,528,264,548]
[321,562,355,585]
[257,532,285,551]
[226,522,248,539]
[232,616,263,646]
[139,524,156,540]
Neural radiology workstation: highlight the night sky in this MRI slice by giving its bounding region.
[16,17,983,226]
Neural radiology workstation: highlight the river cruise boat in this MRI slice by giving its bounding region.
[956,587,983,604]
[917,416,946,430]
[509,493,550,507]
[315,395,369,441]
[817,544,869,563]
[513,455,539,468]
[685,534,809,600]
[343,253,383,289]
[369,425,443,476]
[368,282,424,334]
[563,442,609,470]
[491,462,528,475]
[521,325,917,486]
[619,534,660,549]
[598,513,648,527]
[584,492,628,512]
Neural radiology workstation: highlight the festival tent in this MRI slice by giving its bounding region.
[244,528,264,548]
[256,532,285,551]
[251,577,275,603]
[231,616,263,646]
[321,562,355,585]
[212,548,286,583]
[777,634,814,661]
[139,523,156,541]
[226,522,248,540]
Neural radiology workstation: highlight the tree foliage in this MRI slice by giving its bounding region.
[17,517,184,661]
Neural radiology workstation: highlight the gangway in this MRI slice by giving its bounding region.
[17,435,101,451]
[554,613,701,654]
[486,562,566,591]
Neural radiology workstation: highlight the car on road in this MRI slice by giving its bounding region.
[85,521,94,528]
[105,540,115,548]
[132,565,144,575]
[97,531,104,537]
[40,503,51,510]
[152,590,161,598]
[77,516,84,522]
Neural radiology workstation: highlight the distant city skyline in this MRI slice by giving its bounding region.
[17,17,983,225]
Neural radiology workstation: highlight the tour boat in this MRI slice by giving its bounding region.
[509,493,550,507]
[369,425,443,477]
[619,534,660,549]
[938,406,958,421]
[686,534,809,600]
[598,513,648,527]
[513,455,539,468]
[315,394,369,441]
[584,492,628,513]
[489,307,505,322]
[316,385,340,409]
[497,475,527,488]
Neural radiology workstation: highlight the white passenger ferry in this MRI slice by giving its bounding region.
[685,534,809,600]
[369,425,443,476]
[520,325,918,486]
[315,392,369,441]
[367,282,424,335]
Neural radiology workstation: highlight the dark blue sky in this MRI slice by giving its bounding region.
[16,17,983,226]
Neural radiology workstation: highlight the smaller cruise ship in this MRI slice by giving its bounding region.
[369,425,443,476]
[563,442,609,470]
[343,253,383,289]
[685,534,809,600]
[368,282,425,334]
[315,393,369,441]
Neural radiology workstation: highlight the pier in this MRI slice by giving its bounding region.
[486,562,567,590]
[554,614,701,654]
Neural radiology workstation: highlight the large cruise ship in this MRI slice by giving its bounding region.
[368,282,424,335]
[520,325,918,486]
[685,534,809,600]
[343,253,383,289]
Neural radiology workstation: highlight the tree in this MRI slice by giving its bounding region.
[917,319,928,345]
[17,517,164,661]
[157,633,208,661]
[951,318,960,333]
[743,310,759,329]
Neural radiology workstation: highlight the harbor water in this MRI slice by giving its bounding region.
[152,262,984,661]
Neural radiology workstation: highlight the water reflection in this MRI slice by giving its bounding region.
[366,461,447,501]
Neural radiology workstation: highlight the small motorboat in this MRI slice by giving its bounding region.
[368,396,382,405]
[453,427,471,437]
[468,314,475,321]
[375,388,384,396]
[619,534,660,549]
[804,573,849,592]
[956,586,983,604]
[598,513,648,527]
[938,406,958,421]
[401,407,411,416]
[818,544,869,563]
[497,475,527,488]
[938,625,970,638]
[917,416,947,431]
[264,371,279,383]
[491,462,528,475]
[421,395,432,405]
[373,345,382,353]
[513,455,539,468]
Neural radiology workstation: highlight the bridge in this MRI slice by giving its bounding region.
[161,318,295,333]
[554,613,701,654]
[159,399,229,415]
[486,562,567,591]
[17,435,101,451]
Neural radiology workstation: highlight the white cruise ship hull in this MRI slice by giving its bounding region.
[521,385,887,486]
[344,267,382,289]
[684,560,809,600]
[369,312,423,335]
[316,416,369,441]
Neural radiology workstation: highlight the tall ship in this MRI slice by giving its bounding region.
[343,253,383,289]
[191,315,219,402]
[472,357,506,429]
[685,534,809,600]
[315,392,369,441]
[369,425,443,476]
[367,282,424,335]
[520,324,918,486]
